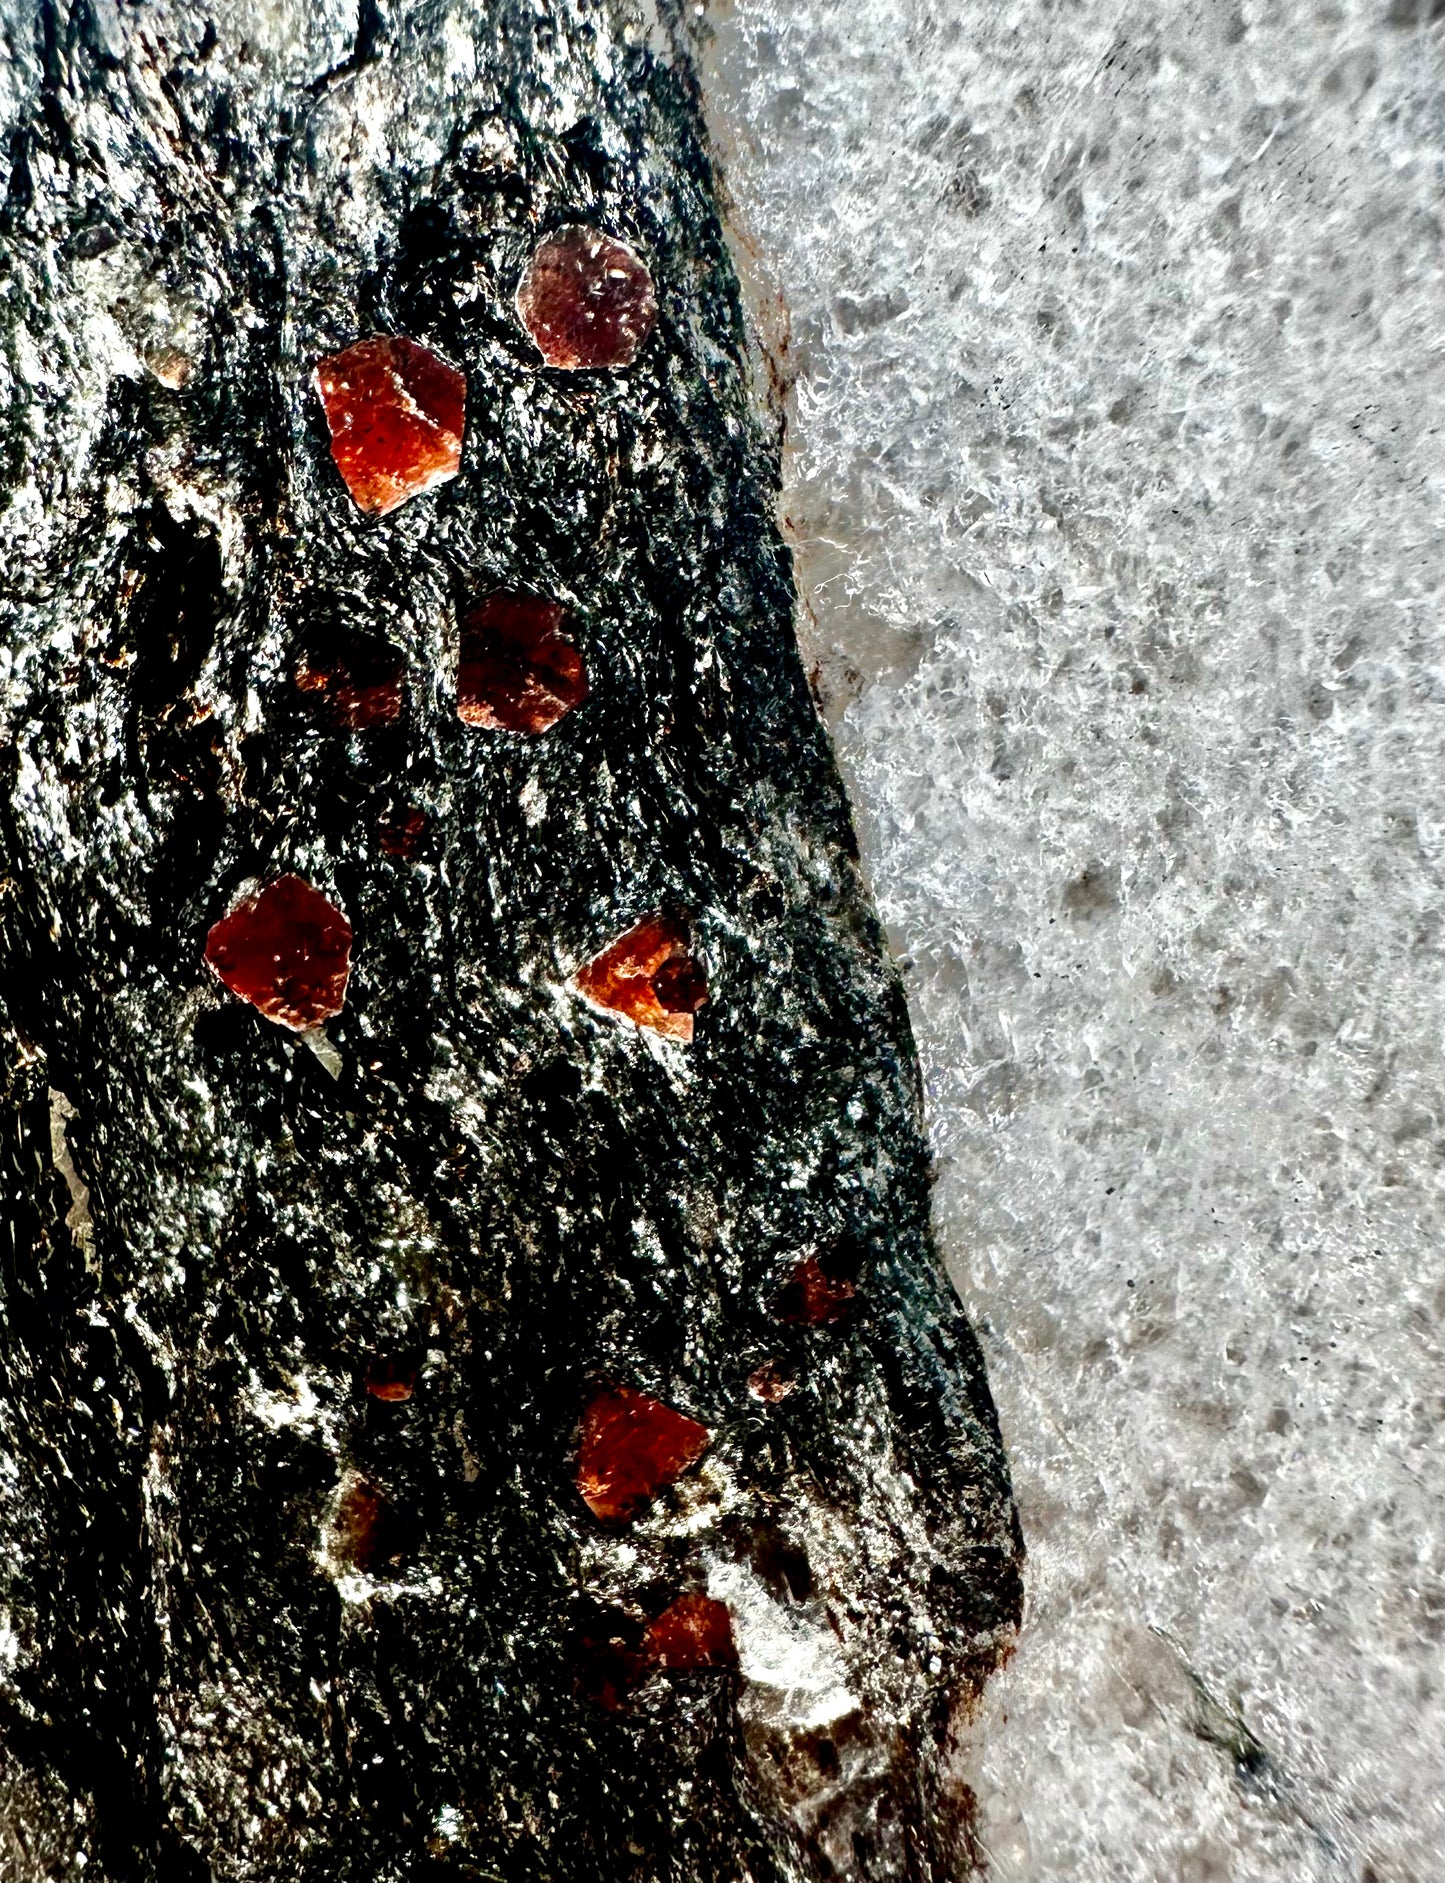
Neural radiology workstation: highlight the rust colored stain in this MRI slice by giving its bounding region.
[574,915,708,1043]
[456,594,588,734]
[576,1384,710,1524]
[315,336,465,516]
[775,1252,859,1327]
[204,874,351,1032]
[515,226,656,370]
[296,640,404,729]
[643,1594,736,1671]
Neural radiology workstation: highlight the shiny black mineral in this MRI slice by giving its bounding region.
[0,2,1022,1878]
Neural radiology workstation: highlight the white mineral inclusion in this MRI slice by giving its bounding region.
[706,1561,856,1730]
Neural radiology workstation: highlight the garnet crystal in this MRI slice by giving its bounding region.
[643,1594,735,1671]
[775,1251,859,1327]
[576,1384,710,1524]
[315,336,465,517]
[456,595,588,734]
[515,227,656,371]
[295,637,404,729]
[204,874,352,1032]
[574,915,707,1043]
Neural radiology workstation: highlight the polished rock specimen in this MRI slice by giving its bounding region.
[456,593,589,733]
[516,225,658,370]
[204,875,353,1031]
[0,3,1021,1880]
[315,335,466,515]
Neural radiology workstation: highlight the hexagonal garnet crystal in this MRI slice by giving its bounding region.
[456,595,588,734]
[643,1594,736,1672]
[574,915,707,1043]
[204,875,351,1032]
[576,1384,710,1524]
[315,336,465,517]
[515,226,656,371]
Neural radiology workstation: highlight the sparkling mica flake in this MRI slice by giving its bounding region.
[315,336,465,517]
[574,915,708,1043]
[576,1384,710,1524]
[515,226,657,370]
[643,1594,736,1671]
[204,874,352,1032]
[456,594,588,734]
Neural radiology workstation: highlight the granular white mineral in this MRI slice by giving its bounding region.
[699,3,1445,1878]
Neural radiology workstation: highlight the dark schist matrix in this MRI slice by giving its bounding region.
[0,8,1022,1882]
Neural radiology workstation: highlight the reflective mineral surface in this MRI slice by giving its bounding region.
[315,335,466,516]
[516,225,658,370]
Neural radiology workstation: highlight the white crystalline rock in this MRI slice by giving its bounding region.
[706,1560,857,1731]
[700,2,1445,1879]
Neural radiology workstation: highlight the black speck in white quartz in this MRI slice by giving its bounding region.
[0,4,1021,1879]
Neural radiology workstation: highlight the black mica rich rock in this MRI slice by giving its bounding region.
[0,3,1022,1879]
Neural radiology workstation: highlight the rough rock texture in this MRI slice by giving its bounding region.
[0,3,1020,1880]
[697,3,1445,1879]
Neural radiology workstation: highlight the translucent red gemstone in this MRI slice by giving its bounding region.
[315,336,465,516]
[643,1594,736,1671]
[574,915,708,1044]
[515,226,656,371]
[204,874,351,1032]
[775,1252,858,1327]
[576,1384,710,1524]
[296,639,404,729]
[456,595,588,734]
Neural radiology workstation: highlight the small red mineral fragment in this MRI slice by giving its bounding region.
[456,595,588,734]
[315,336,465,516]
[576,1384,710,1524]
[204,874,352,1032]
[364,1356,416,1403]
[332,1474,404,1575]
[296,639,404,729]
[515,226,657,371]
[643,1594,736,1671]
[747,1361,797,1403]
[775,1252,858,1327]
[574,916,708,1044]
[572,1621,648,1711]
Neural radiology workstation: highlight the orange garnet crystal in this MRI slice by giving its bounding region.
[576,1384,710,1524]
[314,336,465,517]
[643,1594,736,1671]
[204,875,352,1032]
[574,915,707,1043]
[456,595,588,734]
[515,227,656,371]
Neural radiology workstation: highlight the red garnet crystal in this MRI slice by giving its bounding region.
[332,1474,403,1575]
[643,1594,736,1671]
[315,336,465,517]
[456,595,588,734]
[746,1360,797,1404]
[204,875,351,1032]
[296,639,405,729]
[515,226,657,371]
[775,1252,858,1327]
[377,804,427,859]
[364,1356,416,1403]
[574,915,708,1044]
[576,1384,710,1524]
